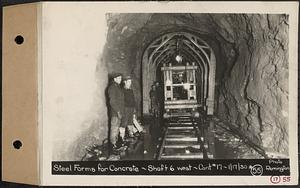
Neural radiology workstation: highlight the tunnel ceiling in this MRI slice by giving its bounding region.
[146,32,211,68]
[103,13,289,157]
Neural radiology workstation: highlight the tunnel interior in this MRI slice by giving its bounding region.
[142,32,216,115]
[82,13,289,160]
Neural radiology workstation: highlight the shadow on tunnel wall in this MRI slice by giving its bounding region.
[105,75,112,153]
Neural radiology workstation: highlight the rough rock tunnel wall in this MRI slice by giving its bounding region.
[213,14,289,156]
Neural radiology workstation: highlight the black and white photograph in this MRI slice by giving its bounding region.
[51,13,289,161]
[35,2,298,186]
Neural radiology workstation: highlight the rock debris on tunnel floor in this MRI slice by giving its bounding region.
[212,118,264,159]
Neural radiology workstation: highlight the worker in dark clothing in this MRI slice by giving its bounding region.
[107,72,125,150]
[121,76,137,138]
[154,81,163,118]
[149,84,158,117]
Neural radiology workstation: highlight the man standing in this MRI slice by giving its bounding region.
[108,73,125,150]
[154,81,163,118]
[121,76,137,138]
[149,84,158,117]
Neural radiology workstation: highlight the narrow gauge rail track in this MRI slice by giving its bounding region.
[156,116,215,160]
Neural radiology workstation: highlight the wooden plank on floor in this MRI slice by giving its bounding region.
[165,137,198,142]
[167,130,195,134]
[168,126,194,130]
[166,134,196,138]
[164,144,201,149]
[165,140,198,146]
[161,153,203,159]
[207,152,214,159]
[168,122,194,125]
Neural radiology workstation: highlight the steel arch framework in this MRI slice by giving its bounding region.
[142,32,216,115]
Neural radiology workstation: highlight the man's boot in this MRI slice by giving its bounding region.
[119,127,126,146]
[108,145,121,160]
[127,125,135,137]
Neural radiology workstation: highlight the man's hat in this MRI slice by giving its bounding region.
[123,75,132,81]
[110,72,122,79]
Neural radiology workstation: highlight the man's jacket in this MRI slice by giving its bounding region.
[108,82,125,117]
[123,88,136,108]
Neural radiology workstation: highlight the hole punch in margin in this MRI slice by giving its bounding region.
[14,35,24,45]
[13,140,22,149]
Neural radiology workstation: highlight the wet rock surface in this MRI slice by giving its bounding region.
[213,14,289,156]
[212,117,264,159]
